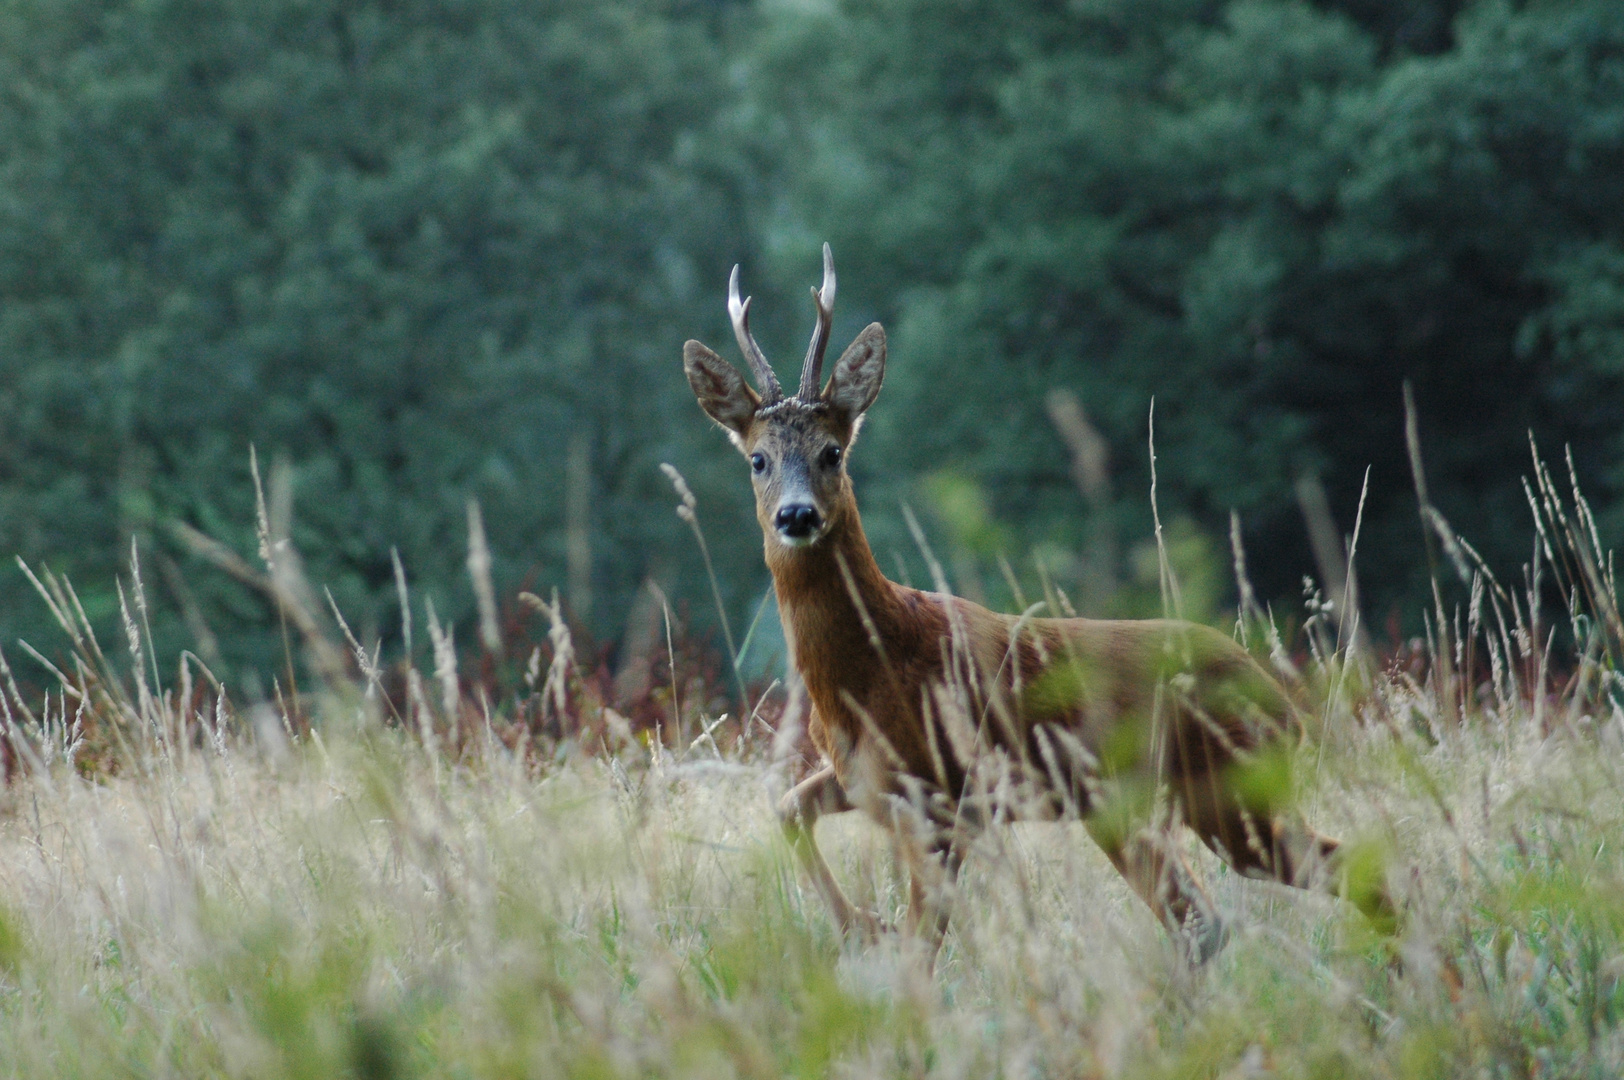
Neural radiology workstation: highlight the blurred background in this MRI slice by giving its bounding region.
[0,0,1619,686]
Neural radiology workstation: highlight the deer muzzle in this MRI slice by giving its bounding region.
[774,503,822,543]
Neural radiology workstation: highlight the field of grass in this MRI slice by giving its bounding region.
[3,456,1624,1078]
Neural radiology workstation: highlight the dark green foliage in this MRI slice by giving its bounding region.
[2,0,1622,685]
[750,0,1624,626]
[0,0,759,676]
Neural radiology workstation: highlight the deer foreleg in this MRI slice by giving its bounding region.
[882,782,971,966]
[903,835,963,966]
[778,764,887,942]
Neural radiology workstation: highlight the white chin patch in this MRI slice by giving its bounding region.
[775,530,821,549]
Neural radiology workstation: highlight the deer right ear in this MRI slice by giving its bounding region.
[821,323,886,423]
[684,340,759,445]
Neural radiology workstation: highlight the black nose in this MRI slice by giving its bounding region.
[775,504,821,538]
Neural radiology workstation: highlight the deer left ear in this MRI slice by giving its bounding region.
[685,340,759,444]
[822,323,885,423]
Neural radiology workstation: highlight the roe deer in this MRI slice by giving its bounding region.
[683,245,1394,961]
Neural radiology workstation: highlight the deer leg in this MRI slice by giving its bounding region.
[885,779,978,963]
[778,764,887,941]
[900,831,963,967]
[1183,779,1399,935]
[1084,813,1228,964]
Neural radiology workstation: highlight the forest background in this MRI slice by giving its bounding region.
[0,0,1619,684]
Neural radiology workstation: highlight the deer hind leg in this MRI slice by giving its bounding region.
[778,764,888,942]
[1182,773,1399,935]
[1084,810,1228,964]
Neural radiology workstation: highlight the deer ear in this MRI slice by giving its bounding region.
[822,323,885,422]
[685,340,759,443]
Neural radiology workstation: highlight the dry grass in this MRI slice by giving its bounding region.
[1,452,1623,1077]
[3,660,1622,1079]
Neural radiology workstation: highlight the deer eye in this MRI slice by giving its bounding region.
[821,445,843,468]
[750,453,767,474]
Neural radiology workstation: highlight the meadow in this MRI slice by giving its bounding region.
[1,452,1623,1079]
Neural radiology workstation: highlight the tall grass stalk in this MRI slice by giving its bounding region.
[1,444,1624,1076]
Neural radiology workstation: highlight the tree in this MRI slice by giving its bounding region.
[748,0,1624,628]
[0,0,758,676]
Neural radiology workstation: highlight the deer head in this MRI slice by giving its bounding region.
[684,245,885,549]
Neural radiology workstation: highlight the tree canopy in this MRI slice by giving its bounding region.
[0,0,759,672]
[0,0,1620,678]
[752,0,1624,623]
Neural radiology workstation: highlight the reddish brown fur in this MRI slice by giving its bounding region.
[684,252,1392,959]
[764,466,1328,944]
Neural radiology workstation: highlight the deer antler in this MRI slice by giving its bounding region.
[728,265,783,405]
[798,243,837,401]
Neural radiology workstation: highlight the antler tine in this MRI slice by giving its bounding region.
[728,265,782,404]
[797,242,837,401]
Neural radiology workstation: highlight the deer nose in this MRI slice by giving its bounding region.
[775,504,821,538]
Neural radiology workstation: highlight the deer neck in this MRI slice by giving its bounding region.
[764,491,899,713]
